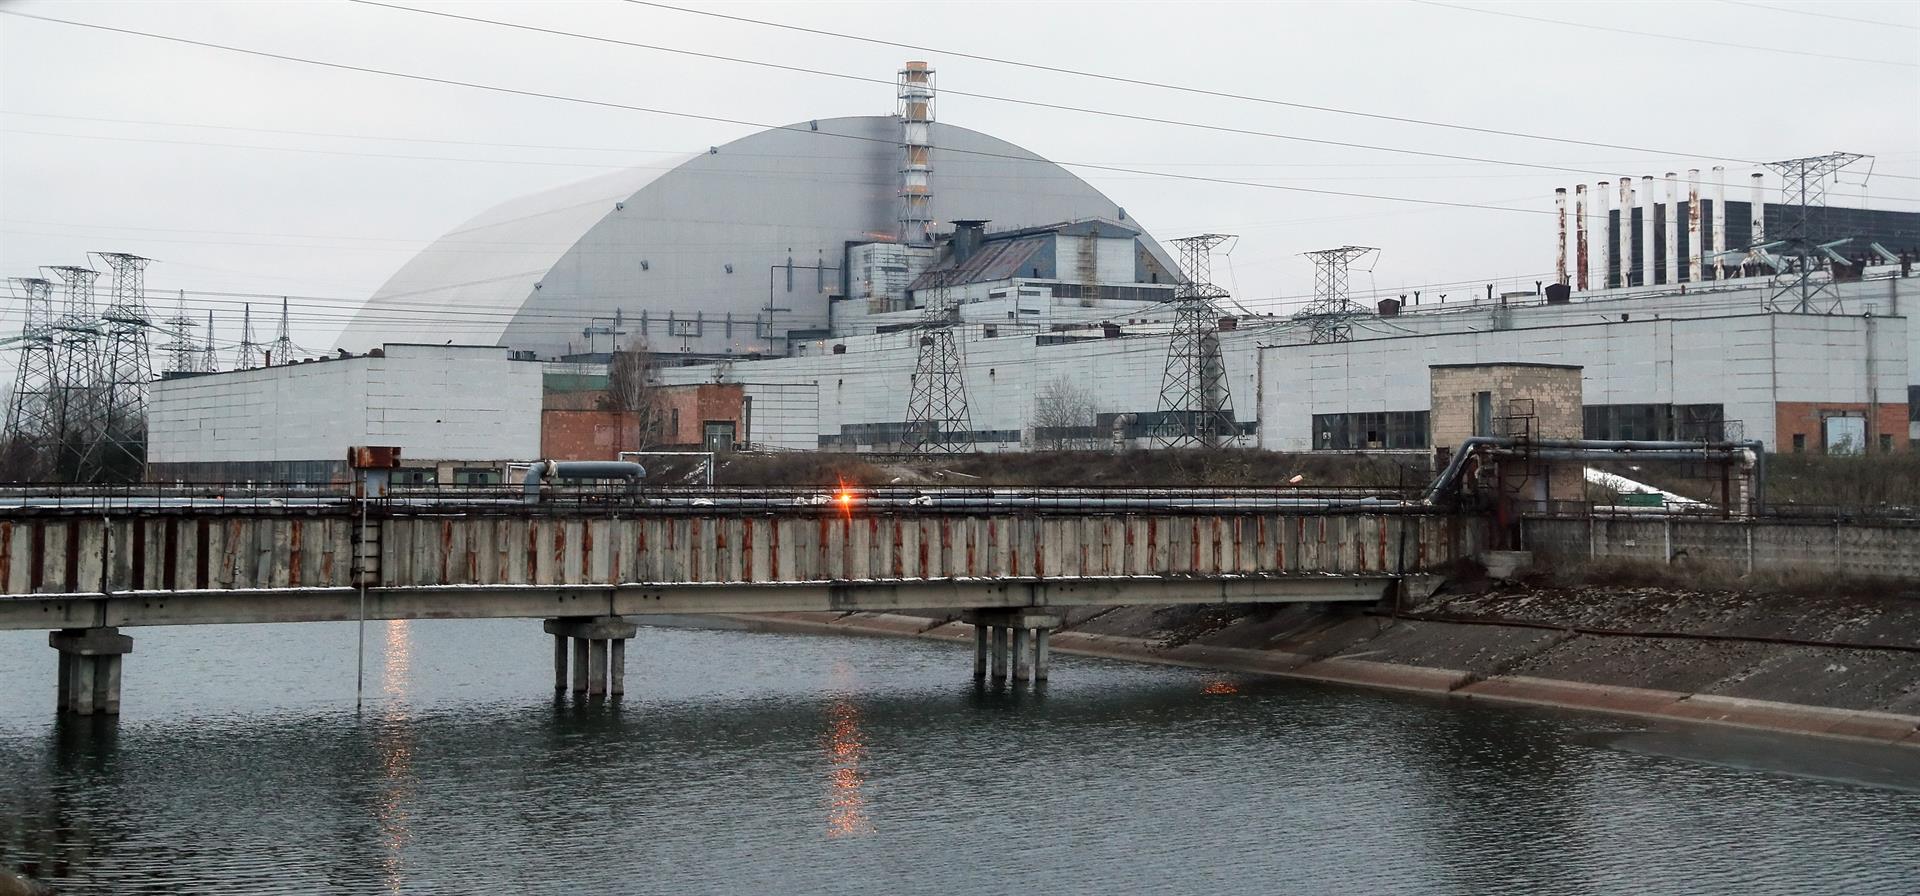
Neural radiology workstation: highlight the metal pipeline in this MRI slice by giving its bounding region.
[523,460,646,503]
[1424,437,1765,508]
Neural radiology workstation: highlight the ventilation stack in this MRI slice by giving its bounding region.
[897,61,935,247]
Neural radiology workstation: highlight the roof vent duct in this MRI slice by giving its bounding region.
[951,219,989,265]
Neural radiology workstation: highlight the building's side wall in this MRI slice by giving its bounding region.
[742,383,820,450]
[542,410,636,461]
[1260,313,1906,453]
[149,346,543,477]
[661,324,1269,451]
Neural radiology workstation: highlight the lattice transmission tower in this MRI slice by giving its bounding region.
[271,295,294,365]
[201,309,220,373]
[4,277,61,479]
[45,264,102,478]
[1155,234,1238,449]
[162,288,200,374]
[88,252,156,480]
[236,303,261,370]
[1761,152,1868,313]
[1296,246,1378,344]
[902,299,973,454]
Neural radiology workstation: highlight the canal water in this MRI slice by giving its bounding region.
[2,619,1917,895]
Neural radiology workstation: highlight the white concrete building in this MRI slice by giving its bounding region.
[658,271,1918,454]
[148,344,542,482]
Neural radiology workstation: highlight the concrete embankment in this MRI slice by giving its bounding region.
[721,582,1920,748]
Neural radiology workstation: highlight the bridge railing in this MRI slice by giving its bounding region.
[0,482,1429,516]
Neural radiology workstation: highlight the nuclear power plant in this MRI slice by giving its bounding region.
[6,61,1917,484]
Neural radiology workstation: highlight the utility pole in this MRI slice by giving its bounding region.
[1760,152,1869,313]
[1155,234,1238,449]
[1297,246,1379,344]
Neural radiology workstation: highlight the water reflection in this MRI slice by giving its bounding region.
[374,620,415,893]
[1201,679,1240,696]
[822,700,873,838]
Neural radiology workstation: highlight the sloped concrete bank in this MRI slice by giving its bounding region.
[721,583,1920,748]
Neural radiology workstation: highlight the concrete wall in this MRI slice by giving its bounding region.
[150,345,543,466]
[1523,515,1920,581]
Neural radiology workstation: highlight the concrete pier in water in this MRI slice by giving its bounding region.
[50,627,133,715]
[545,616,639,697]
[965,609,1059,684]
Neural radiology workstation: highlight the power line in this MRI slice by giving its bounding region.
[9,112,1801,170]
[348,0,1698,180]
[0,9,1566,219]
[0,109,704,155]
[1413,1,1920,68]
[621,0,1785,165]
[1716,0,1920,32]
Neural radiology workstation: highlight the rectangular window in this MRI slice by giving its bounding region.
[1823,415,1866,455]
[1879,434,1894,454]
[1792,433,1806,453]
[1473,391,1493,437]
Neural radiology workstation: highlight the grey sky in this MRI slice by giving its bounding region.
[3,0,1917,362]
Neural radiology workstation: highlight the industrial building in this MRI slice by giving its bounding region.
[147,344,542,483]
[131,62,1920,484]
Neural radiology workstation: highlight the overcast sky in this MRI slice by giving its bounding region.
[3,0,1917,366]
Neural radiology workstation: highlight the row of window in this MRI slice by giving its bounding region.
[1312,412,1431,450]
[1583,403,1731,442]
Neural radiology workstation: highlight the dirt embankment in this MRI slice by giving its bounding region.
[739,576,1920,746]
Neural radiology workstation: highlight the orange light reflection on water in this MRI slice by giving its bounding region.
[823,700,874,838]
[1201,680,1240,696]
[375,619,415,893]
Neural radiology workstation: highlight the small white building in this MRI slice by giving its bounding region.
[147,344,543,483]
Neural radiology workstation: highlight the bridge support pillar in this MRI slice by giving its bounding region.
[543,617,639,698]
[50,627,134,716]
[961,610,1060,684]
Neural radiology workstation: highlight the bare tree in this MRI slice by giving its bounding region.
[602,346,671,451]
[1030,376,1098,450]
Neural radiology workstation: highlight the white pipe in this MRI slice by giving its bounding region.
[1555,187,1569,285]
[1686,168,1702,284]
[1575,183,1589,291]
[1618,178,1634,288]
[1665,172,1680,285]
[1750,171,1766,247]
[1711,166,1727,281]
[1594,182,1610,290]
[1640,175,1655,287]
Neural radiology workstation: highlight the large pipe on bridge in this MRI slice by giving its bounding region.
[523,460,646,503]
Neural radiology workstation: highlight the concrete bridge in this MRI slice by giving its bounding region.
[0,488,1486,714]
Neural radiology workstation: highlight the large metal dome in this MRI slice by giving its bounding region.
[338,116,1175,359]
